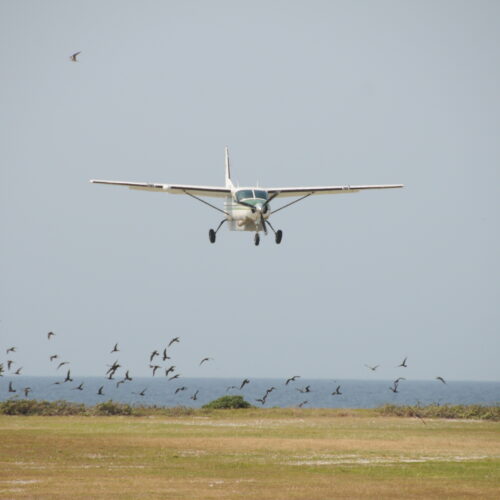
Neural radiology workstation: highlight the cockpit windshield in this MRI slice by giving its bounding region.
[235,190,254,202]
[235,189,268,202]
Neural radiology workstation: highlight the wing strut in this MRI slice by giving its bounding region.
[183,190,231,217]
[271,193,313,214]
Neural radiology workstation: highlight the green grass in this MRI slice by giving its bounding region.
[0,409,499,499]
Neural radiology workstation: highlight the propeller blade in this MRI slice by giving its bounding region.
[261,214,268,235]
[236,200,256,212]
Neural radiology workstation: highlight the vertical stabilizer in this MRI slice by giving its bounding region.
[225,146,234,189]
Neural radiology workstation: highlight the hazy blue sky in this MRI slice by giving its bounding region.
[1,1,499,382]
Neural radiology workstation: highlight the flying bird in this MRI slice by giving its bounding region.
[111,343,119,353]
[50,354,59,362]
[14,367,23,375]
[64,370,73,383]
[169,373,180,381]
[255,397,266,405]
[47,331,55,339]
[70,51,81,62]
[23,387,32,397]
[265,387,276,396]
[168,337,180,347]
[436,376,446,384]
[239,378,250,390]
[397,357,408,368]
[150,365,161,376]
[296,385,311,394]
[364,364,379,371]
[199,357,212,366]
[298,400,308,408]
[150,350,159,362]
[162,348,170,361]
[8,381,16,393]
[106,360,120,375]
[133,388,147,397]
[124,370,133,381]
[175,386,187,394]
[285,375,300,385]
[7,360,14,370]
[57,361,69,370]
[97,386,104,396]
[6,347,16,354]
[190,390,199,401]
[331,385,342,396]
[226,385,237,392]
[165,366,175,376]
[73,383,84,391]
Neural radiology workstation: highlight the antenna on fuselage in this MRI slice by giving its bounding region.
[225,146,234,189]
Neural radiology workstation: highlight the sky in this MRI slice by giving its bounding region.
[1,0,499,382]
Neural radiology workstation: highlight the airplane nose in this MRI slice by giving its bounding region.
[255,203,267,219]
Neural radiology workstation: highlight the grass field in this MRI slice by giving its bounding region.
[1,408,499,499]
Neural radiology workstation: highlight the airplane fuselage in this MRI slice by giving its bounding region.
[225,188,271,232]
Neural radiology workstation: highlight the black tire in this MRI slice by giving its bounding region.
[254,233,260,246]
[275,230,283,244]
[209,229,216,243]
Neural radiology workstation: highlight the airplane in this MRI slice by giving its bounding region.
[90,147,403,246]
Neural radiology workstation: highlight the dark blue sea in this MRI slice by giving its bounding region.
[1,377,498,408]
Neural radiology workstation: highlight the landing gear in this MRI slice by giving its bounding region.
[254,233,260,246]
[265,219,283,245]
[208,219,227,244]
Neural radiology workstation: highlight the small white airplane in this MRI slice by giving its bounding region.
[90,147,403,246]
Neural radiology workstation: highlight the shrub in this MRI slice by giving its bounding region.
[0,399,86,416]
[377,403,500,421]
[93,400,133,416]
[202,395,253,409]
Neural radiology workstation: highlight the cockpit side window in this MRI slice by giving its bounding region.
[254,190,268,200]
[235,190,254,201]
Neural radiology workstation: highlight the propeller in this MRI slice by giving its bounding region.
[235,191,280,235]
[259,192,280,234]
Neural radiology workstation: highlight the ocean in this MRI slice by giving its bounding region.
[1,376,498,408]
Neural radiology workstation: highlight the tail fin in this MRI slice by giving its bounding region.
[225,146,234,189]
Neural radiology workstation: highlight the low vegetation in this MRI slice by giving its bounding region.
[0,399,86,416]
[202,395,253,409]
[378,403,500,421]
[0,398,498,420]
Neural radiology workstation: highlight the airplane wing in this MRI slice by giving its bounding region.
[266,184,404,198]
[89,180,231,198]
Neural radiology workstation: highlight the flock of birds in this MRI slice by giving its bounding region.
[0,332,214,403]
[1,331,449,408]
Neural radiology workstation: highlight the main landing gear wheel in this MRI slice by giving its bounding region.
[209,229,216,243]
[275,230,283,244]
[254,233,260,246]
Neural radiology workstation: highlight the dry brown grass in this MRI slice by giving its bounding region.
[0,411,499,499]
